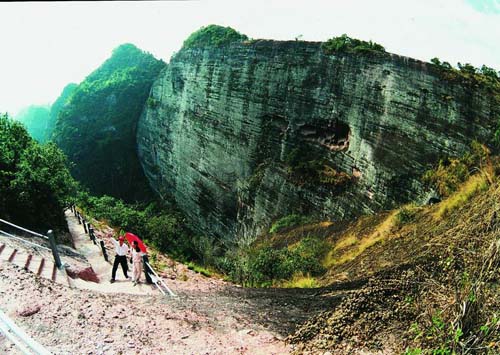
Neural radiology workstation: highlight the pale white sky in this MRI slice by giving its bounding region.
[0,0,499,116]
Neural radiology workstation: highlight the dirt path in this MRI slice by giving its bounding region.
[0,212,350,354]
[67,210,157,295]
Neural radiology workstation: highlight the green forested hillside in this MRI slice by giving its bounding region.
[52,44,166,202]
[48,83,77,141]
[0,114,76,232]
[14,105,51,143]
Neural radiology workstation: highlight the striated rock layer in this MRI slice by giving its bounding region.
[137,40,497,241]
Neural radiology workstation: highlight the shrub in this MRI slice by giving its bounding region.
[190,234,221,266]
[183,25,248,49]
[78,194,194,258]
[395,204,418,227]
[269,214,313,234]
[282,273,319,288]
[217,236,329,287]
[322,34,386,55]
[186,262,212,277]
[434,173,489,219]
[319,165,352,186]
[423,141,491,197]
[430,57,453,70]
[283,146,352,188]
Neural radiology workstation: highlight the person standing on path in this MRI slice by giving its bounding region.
[110,234,130,283]
[131,241,144,286]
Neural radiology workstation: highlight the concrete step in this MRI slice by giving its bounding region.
[23,254,32,270]
[7,248,17,262]
[9,249,28,269]
[26,254,44,275]
[36,257,45,277]
[0,245,13,262]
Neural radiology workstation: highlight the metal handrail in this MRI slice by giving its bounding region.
[0,219,48,239]
[0,309,52,355]
[74,207,176,297]
[0,230,51,252]
[145,261,176,297]
[0,218,62,269]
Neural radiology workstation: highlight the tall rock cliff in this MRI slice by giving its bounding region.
[137,34,498,241]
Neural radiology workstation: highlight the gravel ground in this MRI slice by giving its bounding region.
[0,262,291,354]
[0,210,348,354]
[0,261,349,354]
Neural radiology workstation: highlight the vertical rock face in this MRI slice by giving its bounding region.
[137,40,497,241]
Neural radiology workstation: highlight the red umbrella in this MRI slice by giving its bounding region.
[124,232,147,253]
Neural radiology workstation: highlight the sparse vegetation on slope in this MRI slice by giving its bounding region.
[287,152,500,354]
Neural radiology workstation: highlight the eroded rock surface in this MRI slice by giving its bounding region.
[138,40,497,240]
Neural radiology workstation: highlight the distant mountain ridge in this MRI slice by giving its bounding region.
[14,104,51,143]
[14,83,77,144]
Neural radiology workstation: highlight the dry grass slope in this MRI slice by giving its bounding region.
[286,173,500,354]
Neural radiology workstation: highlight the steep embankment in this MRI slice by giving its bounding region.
[137,28,498,241]
[279,170,500,354]
[53,44,166,202]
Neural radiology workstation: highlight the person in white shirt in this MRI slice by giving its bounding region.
[110,235,130,283]
[131,241,144,286]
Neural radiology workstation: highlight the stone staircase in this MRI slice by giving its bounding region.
[0,241,69,286]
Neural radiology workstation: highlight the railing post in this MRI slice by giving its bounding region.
[47,230,62,269]
[73,207,77,217]
[82,220,88,233]
[77,213,82,225]
[143,254,153,284]
[90,228,97,245]
[100,240,108,262]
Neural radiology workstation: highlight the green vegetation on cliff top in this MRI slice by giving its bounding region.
[321,33,386,55]
[430,58,500,144]
[182,24,249,49]
[52,43,166,202]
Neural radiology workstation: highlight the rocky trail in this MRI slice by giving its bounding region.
[0,211,351,354]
